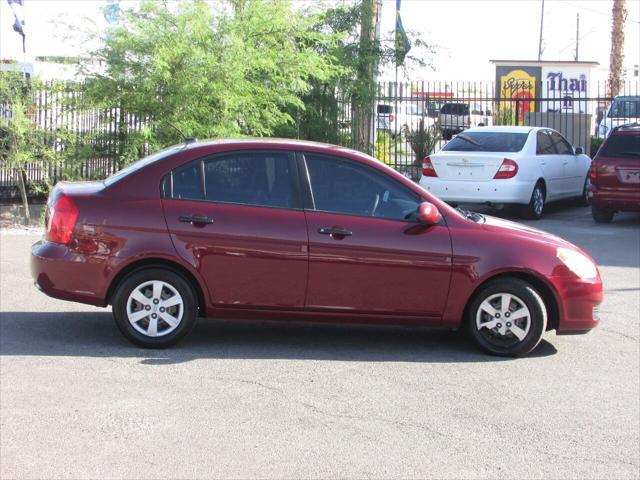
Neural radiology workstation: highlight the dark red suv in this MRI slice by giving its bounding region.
[590,124,640,223]
[31,139,603,356]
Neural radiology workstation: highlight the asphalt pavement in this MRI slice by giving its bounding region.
[1,202,639,479]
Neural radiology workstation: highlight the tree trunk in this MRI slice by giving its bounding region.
[17,167,31,225]
[352,0,381,154]
[607,0,627,97]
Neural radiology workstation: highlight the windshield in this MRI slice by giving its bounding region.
[443,132,529,152]
[104,145,185,186]
[608,98,640,118]
[600,134,640,158]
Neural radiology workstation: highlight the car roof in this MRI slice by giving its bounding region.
[462,126,537,134]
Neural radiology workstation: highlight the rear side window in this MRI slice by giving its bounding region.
[204,152,293,208]
[377,105,392,115]
[600,134,640,158]
[165,151,295,209]
[442,132,528,152]
[536,131,556,155]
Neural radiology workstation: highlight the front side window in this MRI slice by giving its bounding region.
[549,132,574,154]
[536,131,556,155]
[166,151,294,209]
[305,154,420,221]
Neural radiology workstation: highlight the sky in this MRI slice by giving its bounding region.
[1,0,639,82]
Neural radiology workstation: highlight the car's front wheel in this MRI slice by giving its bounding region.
[467,278,547,357]
[112,268,198,348]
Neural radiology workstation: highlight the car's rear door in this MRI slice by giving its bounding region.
[299,152,452,320]
[161,150,308,309]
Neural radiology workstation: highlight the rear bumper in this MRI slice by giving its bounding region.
[550,274,603,334]
[31,240,108,307]
[592,188,640,212]
[419,177,533,204]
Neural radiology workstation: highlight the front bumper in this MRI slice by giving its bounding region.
[550,274,603,334]
[31,240,109,307]
[419,177,534,204]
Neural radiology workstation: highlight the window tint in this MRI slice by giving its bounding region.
[443,132,528,152]
[600,134,640,158]
[536,131,555,155]
[203,152,293,208]
[172,162,202,200]
[305,155,420,221]
[550,131,573,154]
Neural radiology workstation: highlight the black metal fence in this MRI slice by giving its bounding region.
[336,80,639,178]
[1,78,639,197]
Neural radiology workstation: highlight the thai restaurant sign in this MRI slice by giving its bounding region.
[492,60,598,119]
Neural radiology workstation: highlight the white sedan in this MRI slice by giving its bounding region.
[419,126,592,219]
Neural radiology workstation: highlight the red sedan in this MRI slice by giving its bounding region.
[31,139,603,356]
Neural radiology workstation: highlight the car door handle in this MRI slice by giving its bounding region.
[318,227,352,237]
[178,215,214,224]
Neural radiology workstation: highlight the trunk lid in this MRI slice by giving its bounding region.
[430,151,510,181]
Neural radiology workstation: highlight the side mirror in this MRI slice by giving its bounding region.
[416,202,442,226]
[575,146,584,155]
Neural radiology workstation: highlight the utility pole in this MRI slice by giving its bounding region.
[353,0,382,154]
[608,0,627,97]
[574,13,580,61]
[537,0,545,61]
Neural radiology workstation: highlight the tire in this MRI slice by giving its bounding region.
[466,278,547,357]
[592,206,615,223]
[576,175,591,206]
[112,268,198,348]
[522,182,545,220]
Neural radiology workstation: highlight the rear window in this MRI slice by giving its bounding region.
[443,132,529,152]
[600,134,640,158]
[104,145,184,186]
[440,103,470,115]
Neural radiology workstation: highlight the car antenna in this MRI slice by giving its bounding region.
[167,122,197,144]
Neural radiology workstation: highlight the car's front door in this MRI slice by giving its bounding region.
[300,153,452,320]
[536,130,565,199]
[161,150,308,309]
[550,130,583,195]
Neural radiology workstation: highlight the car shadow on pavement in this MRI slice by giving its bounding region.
[0,311,557,363]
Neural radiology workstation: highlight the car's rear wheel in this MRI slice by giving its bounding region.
[113,268,197,348]
[592,205,615,223]
[522,182,545,220]
[467,278,547,357]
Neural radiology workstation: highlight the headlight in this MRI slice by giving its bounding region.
[557,247,598,279]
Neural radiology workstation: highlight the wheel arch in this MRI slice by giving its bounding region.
[106,258,207,316]
[462,271,560,332]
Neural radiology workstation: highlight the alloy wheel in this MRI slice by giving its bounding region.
[126,280,184,337]
[475,292,531,347]
[533,187,544,217]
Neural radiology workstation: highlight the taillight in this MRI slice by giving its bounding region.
[46,195,78,245]
[589,162,597,187]
[494,158,519,179]
[389,115,395,122]
[422,156,438,177]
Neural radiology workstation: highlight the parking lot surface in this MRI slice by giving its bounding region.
[1,203,639,479]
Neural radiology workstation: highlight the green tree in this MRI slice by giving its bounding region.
[77,0,340,166]
[0,73,55,224]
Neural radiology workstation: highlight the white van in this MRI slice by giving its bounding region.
[597,96,640,137]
